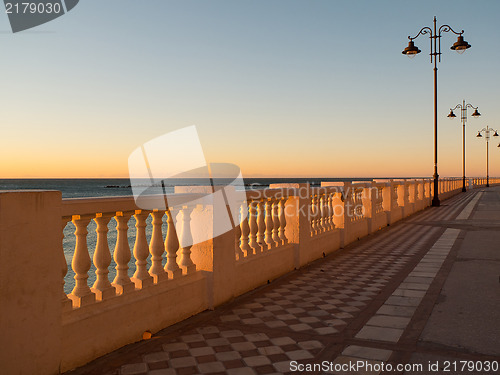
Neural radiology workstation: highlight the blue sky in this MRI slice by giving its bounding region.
[1,0,500,177]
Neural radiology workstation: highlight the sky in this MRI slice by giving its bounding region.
[1,0,500,178]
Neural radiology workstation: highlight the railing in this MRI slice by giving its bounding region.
[2,177,500,375]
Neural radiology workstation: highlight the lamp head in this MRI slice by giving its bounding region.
[402,40,421,58]
[494,131,499,137]
[476,132,483,137]
[451,35,471,54]
[447,109,456,119]
[471,109,481,117]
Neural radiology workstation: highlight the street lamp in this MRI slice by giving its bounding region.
[402,16,471,206]
[448,101,481,192]
[476,126,499,187]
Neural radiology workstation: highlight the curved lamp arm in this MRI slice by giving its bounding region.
[438,24,464,36]
[408,27,433,41]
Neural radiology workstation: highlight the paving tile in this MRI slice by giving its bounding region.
[258,346,284,355]
[121,363,148,375]
[409,271,438,278]
[392,288,426,298]
[197,361,225,373]
[386,296,422,307]
[356,326,404,342]
[325,319,347,326]
[148,369,177,375]
[220,330,243,338]
[188,346,215,356]
[398,282,430,291]
[169,356,197,368]
[366,315,411,329]
[142,352,169,364]
[286,349,314,360]
[274,361,293,373]
[180,334,204,343]
[290,323,312,331]
[214,351,241,361]
[244,333,269,342]
[206,337,230,346]
[298,340,324,350]
[342,345,392,361]
[270,337,295,346]
[231,341,257,351]
[227,368,256,375]
[243,355,271,366]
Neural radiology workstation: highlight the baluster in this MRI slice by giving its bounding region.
[355,190,362,219]
[319,194,326,232]
[313,195,320,233]
[272,198,280,246]
[149,210,167,283]
[256,200,266,249]
[112,211,134,294]
[61,218,72,311]
[325,193,335,230]
[179,206,196,274]
[165,207,182,279]
[248,200,260,253]
[69,215,95,307]
[328,193,335,229]
[264,198,275,249]
[92,214,115,300]
[234,208,243,260]
[279,197,288,244]
[239,202,252,257]
[324,194,330,230]
[310,195,316,234]
[343,190,351,224]
[131,210,153,289]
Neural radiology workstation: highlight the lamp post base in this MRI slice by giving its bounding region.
[462,187,467,192]
[432,197,441,207]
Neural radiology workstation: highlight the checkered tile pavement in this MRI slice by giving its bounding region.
[217,225,438,337]
[68,208,451,375]
[121,327,324,375]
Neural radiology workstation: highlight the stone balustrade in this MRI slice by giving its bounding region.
[1,177,500,375]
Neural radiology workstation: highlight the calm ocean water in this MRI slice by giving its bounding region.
[0,177,377,198]
[0,177,385,293]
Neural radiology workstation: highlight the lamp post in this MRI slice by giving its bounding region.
[476,127,499,187]
[402,16,471,206]
[447,101,481,192]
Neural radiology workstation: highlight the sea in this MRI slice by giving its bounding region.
[0,177,384,294]
[0,177,377,198]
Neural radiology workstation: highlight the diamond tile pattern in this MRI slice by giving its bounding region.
[123,327,324,375]
[217,226,436,336]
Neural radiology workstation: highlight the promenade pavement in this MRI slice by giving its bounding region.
[67,187,500,375]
